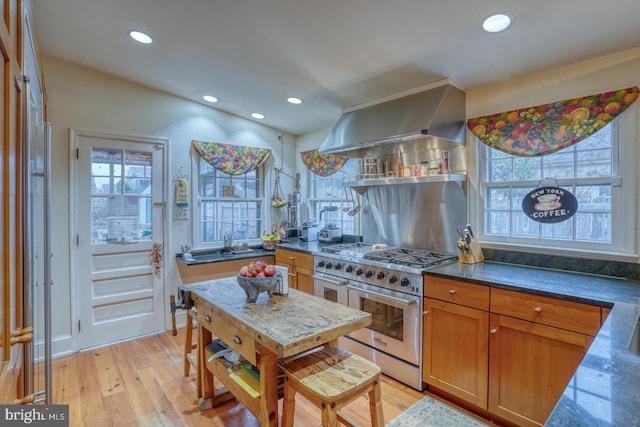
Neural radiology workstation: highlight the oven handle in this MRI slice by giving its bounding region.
[313,273,348,286]
[347,284,418,306]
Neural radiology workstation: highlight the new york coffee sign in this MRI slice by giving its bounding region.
[521,186,578,224]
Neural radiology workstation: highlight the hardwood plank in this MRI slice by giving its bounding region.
[52,329,427,426]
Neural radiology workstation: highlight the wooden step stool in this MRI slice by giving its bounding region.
[278,346,384,427]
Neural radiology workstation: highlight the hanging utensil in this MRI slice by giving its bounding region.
[343,186,351,212]
[348,190,361,216]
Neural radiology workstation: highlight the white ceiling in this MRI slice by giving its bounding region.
[31,0,640,136]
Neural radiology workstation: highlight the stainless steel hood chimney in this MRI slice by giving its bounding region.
[319,83,466,158]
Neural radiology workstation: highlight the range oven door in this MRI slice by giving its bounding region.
[313,272,348,306]
[347,282,421,366]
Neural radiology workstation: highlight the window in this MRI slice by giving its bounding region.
[478,120,631,253]
[308,158,358,235]
[91,149,152,243]
[195,158,263,247]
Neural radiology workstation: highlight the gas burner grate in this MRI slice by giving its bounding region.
[364,248,457,268]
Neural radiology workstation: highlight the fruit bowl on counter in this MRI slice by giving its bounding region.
[237,261,281,303]
[261,233,280,251]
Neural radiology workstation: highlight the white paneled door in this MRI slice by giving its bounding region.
[73,132,165,350]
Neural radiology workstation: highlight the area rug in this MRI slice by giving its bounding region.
[386,395,491,427]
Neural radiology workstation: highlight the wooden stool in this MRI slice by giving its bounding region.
[184,307,198,376]
[279,347,384,427]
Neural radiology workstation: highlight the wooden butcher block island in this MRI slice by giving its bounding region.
[189,276,372,426]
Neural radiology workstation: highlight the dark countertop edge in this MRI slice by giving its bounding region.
[424,260,640,427]
[176,249,277,265]
[425,266,617,308]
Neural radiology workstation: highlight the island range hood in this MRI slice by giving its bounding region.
[319,83,466,158]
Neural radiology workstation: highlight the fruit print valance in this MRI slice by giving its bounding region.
[467,86,639,157]
[300,149,349,177]
[192,140,271,175]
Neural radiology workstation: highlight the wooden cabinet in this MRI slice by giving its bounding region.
[275,248,314,294]
[488,313,594,427]
[176,256,275,284]
[423,277,490,408]
[423,278,601,426]
[488,288,598,426]
[1,0,32,405]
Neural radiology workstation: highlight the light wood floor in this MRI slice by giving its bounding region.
[51,327,428,426]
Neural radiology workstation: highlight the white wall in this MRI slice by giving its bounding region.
[42,55,296,355]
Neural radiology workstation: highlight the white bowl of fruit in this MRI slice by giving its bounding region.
[237,261,281,303]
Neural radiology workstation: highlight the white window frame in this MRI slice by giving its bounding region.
[470,105,638,261]
[191,155,265,249]
[307,158,359,235]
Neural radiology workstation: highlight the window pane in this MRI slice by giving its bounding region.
[577,149,611,178]
[485,211,509,236]
[91,149,122,194]
[513,157,541,181]
[91,198,108,243]
[543,151,574,179]
[487,158,512,182]
[540,220,573,240]
[486,188,510,210]
[575,185,611,211]
[575,212,611,242]
[512,211,539,237]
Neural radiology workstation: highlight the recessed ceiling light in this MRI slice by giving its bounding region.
[287,97,303,105]
[482,14,512,33]
[128,30,153,44]
[203,95,218,103]
[251,113,265,119]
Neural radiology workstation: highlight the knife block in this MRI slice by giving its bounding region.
[458,238,485,264]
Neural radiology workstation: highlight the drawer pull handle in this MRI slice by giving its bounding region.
[233,336,241,345]
[288,256,295,261]
[489,328,497,334]
[289,273,297,277]
[204,315,211,323]
[423,310,430,315]
[534,307,542,313]
[448,289,457,295]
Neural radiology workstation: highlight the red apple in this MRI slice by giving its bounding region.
[256,271,266,278]
[264,264,276,277]
[239,266,249,277]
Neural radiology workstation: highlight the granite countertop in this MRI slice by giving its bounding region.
[175,239,334,266]
[427,261,640,427]
[188,277,371,358]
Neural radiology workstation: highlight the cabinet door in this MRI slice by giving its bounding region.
[295,266,314,294]
[488,314,593,427]
[423,298,489,408]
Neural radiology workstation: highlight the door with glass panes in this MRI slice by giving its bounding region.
[74,133,165,350]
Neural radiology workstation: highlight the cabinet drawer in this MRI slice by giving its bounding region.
[198,304,256,365]
[425,276,490,310]
[276,248,313,270]
[490,288,601,336]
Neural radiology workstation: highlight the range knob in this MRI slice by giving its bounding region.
[355,268,364,276]
[335,263,342,270]
[376,271,386,280]
[316,261,325,268]
[400,277,411,287]
[325,262,332,269]
[345,265,354,273]
[389,275,398,284]
[365,270,374,278]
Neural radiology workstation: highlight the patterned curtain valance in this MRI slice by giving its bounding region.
[467,86,639,157]
[300,149,348,177]
[192,141,271,175]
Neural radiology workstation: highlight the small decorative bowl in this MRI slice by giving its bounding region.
[236,273,280,303]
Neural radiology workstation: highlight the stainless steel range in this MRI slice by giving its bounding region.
[313,243,456,390]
